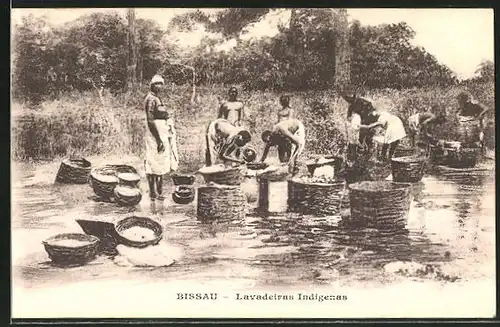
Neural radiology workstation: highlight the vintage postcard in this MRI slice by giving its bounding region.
[11,7,496,319]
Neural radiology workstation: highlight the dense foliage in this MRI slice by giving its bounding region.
[12,8,472,104]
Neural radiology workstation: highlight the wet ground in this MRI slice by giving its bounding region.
[11,156,496,318]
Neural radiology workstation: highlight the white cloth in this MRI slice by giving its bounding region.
[287,122,306,164]
[144,112,179,175]
[347,113,361,144]
[150,75,165,85]
[373,111,407,144]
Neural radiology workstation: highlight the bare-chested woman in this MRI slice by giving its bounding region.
[218,87,246,127]
[205,118,252,167]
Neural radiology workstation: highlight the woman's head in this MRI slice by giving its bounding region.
[261,130,273,144]
[280,95,290,107]
[228,87,238,101]
[150,75,165,93]
[235,130,251,147]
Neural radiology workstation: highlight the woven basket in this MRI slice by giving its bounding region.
[197,185,247,222]
[55,158,92,184]
[287,178,346,216]
[171,173,196,186]
[198,165,246,186]
[114,186,142,206]
[117,172,141,188]
[115,216,163,248]
[447,147,480,168]
[393,146,416,158]
[347,181,412,230]
[172,186,195,204]
[42,233,100,265]
[391,156,427,183]
[90,165,137,199]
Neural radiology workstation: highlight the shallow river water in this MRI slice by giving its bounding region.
[11,157,496,318]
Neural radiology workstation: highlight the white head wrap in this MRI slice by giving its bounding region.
[150,74,165,85]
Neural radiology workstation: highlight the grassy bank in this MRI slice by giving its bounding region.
[11,82,495,171]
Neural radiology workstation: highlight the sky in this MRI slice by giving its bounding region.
[11,8,494,79]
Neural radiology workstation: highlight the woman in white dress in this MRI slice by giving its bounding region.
[144,75,179,201]
[360,110,407,161]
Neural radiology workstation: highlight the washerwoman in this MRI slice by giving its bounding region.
[260,118,306,174]
[218,86,246,127]
[205,118,252,167]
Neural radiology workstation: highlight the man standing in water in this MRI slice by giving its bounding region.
[218,87,246,127]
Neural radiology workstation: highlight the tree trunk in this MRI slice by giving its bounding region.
[332,8,351,91]
[126,8,138,92]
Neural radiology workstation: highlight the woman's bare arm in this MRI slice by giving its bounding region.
[220,141,243,163]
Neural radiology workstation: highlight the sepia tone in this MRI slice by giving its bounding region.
[11,8,495,319]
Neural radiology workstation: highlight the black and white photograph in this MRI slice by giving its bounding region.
[10,7,495,319]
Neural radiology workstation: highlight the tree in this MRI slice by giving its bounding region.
[126,8,138,92]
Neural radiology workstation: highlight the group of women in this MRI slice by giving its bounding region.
[143,74,491,200]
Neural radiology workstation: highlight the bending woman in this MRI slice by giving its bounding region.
[260,118,306,174]
[205,118,252,167]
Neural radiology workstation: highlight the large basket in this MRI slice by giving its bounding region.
[55,158,92,184]
[287,178,346,216]
[114,186,142,206]
[198,165,246,186]
[197,185,247,223]
[42,233,100,265]
[115,216,163,248]
[447,147,480,168]
[391,156,427,183]
[90,165,137,199]
[171,173,196,186]
[347,181,412,230]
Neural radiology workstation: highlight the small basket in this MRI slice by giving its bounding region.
[347,181,412,230]
[172,186,195,204]
[198,165,246,186]
[114,186,142,206]
[391,156,427,183]
[171,173,196,186]
[55,157,92,184]
[197,185,247,223]
[42,233,100,265]
[287,178,346,216]
[117,172,141,188]
[115,216,163,248]
[447,147,480,168]
[90,165,137,199]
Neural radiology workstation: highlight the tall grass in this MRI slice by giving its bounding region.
[11,82,495,171]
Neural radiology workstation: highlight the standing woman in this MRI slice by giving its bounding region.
[277,95,295,122]
[218,86,246,127]
[205,118,252,167]
[144,75,177,201]
[260,118,306,174]
[341,93,378,153]
[360,110,407,162]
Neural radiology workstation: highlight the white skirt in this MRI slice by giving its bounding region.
[373,113,407,144]
[144,119,179,175]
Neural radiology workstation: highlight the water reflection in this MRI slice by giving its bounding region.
[12,162,496,288]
